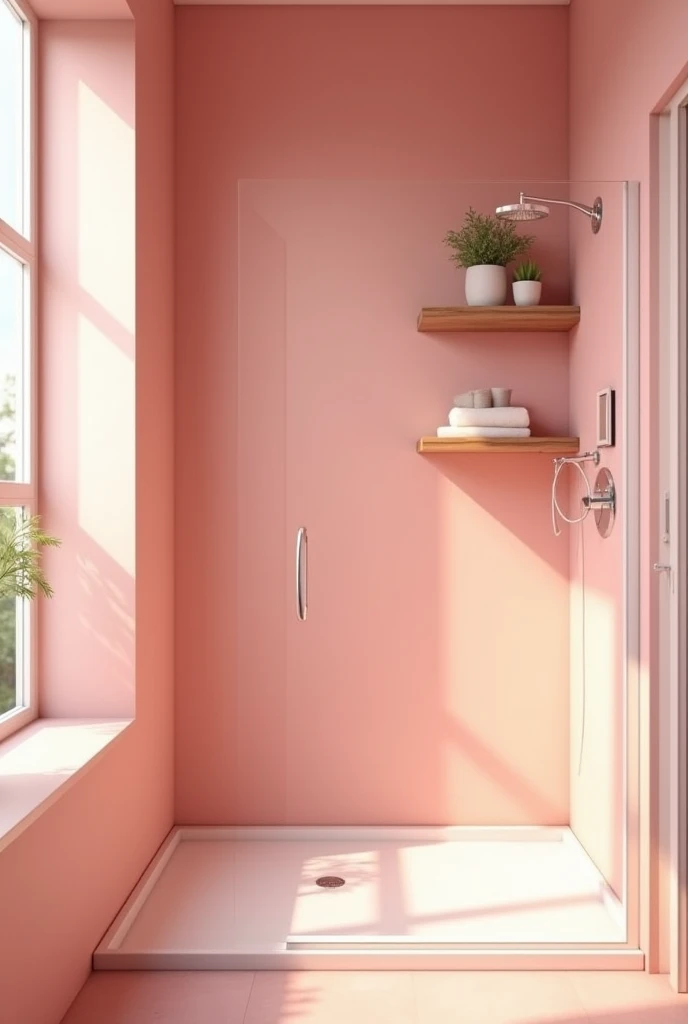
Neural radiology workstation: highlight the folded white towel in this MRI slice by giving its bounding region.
[448,407,530,429]
[437,426,531,438]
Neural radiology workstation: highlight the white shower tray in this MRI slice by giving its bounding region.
[94,826,642,971]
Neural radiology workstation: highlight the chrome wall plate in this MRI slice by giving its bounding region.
[582,466,616,537]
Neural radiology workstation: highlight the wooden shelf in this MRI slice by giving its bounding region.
[417,305,580,333]
[417,436,580,455]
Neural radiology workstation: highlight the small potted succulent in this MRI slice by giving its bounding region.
[512,261,542,307]
[444,209,534,307]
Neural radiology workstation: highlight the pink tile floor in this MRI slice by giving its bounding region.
[60,971,688,1024]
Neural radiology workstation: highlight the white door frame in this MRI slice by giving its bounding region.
[658,78,688,993]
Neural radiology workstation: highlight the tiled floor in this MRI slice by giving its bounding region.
[60,971,688,1024]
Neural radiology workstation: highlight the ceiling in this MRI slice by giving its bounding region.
[173,1,569,5]
[29,0,131,15]
[29,0,568,14]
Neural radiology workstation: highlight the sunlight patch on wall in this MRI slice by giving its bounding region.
[437,477,570,822]
[438,478,568,716]
[78,315,135,576]
[78,81,135,335]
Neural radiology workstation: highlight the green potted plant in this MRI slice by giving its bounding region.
[444,209,534,307]
[0,513,60,602]
[513,260,542,307]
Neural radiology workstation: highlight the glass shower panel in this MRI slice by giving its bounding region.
[236,179,633,932]
[284,180,573,828]
[567,181,628,909]
[238,179,580,829]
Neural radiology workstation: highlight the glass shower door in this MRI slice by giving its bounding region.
[280,178,576,830]
[282,180,458,827]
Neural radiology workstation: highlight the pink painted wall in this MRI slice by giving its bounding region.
[0,4,176,1022]
[569,0,688,949]
[39,20,136,719]
[174,6,571,825]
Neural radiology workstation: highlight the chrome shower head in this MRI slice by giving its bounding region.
[495,191,603,233]
[496,197,550,222]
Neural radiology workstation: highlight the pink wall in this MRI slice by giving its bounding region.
[39,20,136,719]
[569,0,688,953]
[0,4,176,1022]
[174,6,571,825]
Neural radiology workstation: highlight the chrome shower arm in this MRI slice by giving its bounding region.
[520,193,596,219]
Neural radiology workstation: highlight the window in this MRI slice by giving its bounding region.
[0,0,36,742]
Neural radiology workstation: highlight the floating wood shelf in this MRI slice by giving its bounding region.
[417,306,581,333]
[417,436,580,455]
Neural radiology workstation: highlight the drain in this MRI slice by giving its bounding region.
[316,876,345,888]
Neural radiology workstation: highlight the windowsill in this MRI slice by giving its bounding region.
[0,717,132,855]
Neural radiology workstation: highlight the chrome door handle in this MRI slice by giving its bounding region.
[653,563,672,573]
[296,527,308,621]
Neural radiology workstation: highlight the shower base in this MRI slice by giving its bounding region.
[94,827,642,971]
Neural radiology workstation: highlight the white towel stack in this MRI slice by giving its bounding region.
[438,406,531,439]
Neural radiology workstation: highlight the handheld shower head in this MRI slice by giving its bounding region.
[496,192,603,233]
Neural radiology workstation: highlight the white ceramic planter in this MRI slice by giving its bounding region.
[512,280,542,307]
[464,265,507,307]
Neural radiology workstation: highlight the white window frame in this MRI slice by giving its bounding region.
[0,0,38,743]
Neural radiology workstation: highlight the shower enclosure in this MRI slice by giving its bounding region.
[95,180,641,970]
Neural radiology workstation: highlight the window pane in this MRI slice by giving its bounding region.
[0,1,25,235]
[0,596,18,716]
[0,507,26,718]
[0,246,25,482]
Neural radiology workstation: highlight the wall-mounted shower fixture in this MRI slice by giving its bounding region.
[582,467,616,538]
[496,192,604,234]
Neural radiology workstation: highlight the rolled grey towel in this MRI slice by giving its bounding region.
[453,391,474,408]
[472,389,493,408]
